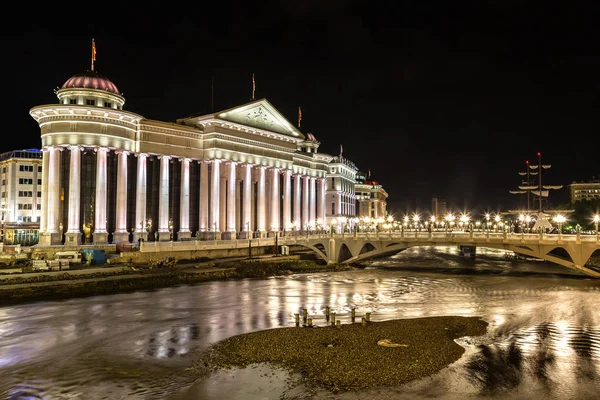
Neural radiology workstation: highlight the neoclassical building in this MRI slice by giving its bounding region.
[30,70,330,246]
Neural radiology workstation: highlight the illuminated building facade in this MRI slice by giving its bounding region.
[0,149,43,245]
[569,180,600,203]
[431,197,447,221]
[325,155,357,231]
[355,172,388,219]
[30,70,329,246]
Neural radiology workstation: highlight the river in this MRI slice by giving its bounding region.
[1,246,599,400]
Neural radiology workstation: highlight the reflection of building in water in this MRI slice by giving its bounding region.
[147,324,199,358]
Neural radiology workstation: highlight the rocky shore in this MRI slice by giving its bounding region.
[190,316,489,393]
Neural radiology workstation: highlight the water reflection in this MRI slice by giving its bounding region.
[0,246,599,399]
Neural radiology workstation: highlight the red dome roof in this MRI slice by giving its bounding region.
[62,71,120,94]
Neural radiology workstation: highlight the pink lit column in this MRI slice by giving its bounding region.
[210,159,221,234]
[242,163,252,234]
[93,147,108,243]
[158,155,170,240]
[256,166,266,233]
[39,148,49,234]
[270,168,280,232]
[46,146,61,239]
[134,153,147,241]
[66,146,82,244]
[199,160,209,233]
[179,158,191,239]
[282,169,292,231]
[112,150,129,243]
[226,161,237,235]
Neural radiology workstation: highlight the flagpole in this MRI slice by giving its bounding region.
[91,38,97,72]
[252,73,255,100]
[298,106,302,128]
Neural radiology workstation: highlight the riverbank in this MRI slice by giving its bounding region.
[189,315,489,393]
[0,257,352,306]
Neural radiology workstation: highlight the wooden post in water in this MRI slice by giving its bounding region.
[308,318,313,327]
[336,320,341,328]
[361,317,366,326]
[351,308,356,323]
[331,312,336,327]
[365,312,371,322]
[325,306,330,321]
[302,308,308,325]
[294,313,300,327]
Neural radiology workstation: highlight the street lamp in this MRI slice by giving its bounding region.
[553,214,566,237]
[593,214,599,239]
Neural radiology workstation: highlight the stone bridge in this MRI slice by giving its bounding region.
[278,231,600,278]
[139,231,600,278]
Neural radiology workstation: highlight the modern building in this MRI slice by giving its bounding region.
[568,180,600,203]
[355,171,388,220]
[325,154,358,232]
[29,69,331,246]
[431,197,447,222]
[0,149,43,245]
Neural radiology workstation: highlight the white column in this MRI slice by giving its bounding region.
[242,164,252,232]
[302,175,309,230]
[40,148,49,233]
[256,166,266,232]
[46,146,61,233]
[210,159,221,232]
[336,191,342,215]
[309,177,316,228]
[320,178,327,224]
[227,161,237,232]
[67,146,81,233]
[158,156,170,233]
[179,158,191,233]
[270,167,280,231]
[199,160,209,232]
[135,153,147,233]
[293,173,301,227]
[115,150,128,233]
[94,147,108,233]
[282,169,292,230]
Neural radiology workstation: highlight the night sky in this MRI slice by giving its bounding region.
[3,2,599,216]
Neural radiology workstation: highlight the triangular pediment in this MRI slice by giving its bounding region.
[215,99,304,139]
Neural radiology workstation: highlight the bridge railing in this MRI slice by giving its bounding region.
[139,231,599,253]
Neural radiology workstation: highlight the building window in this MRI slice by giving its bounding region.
[37,204,41,210]
[105,102,112,108]
[19,178,33,185]
[37,191,41,197]
[38,166,42,172]
[37,179,41,185]
[86,99,95,106]
[70,99,77,104]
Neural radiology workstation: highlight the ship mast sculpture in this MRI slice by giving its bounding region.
[509,152,564,232]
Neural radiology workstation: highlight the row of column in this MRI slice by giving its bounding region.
[40,146,327,243]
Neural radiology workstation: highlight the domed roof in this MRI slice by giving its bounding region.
[62,71,120,94]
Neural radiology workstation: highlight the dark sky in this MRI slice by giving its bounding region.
[3,2,599,216]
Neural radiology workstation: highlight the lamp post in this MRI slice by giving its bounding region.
[593,214,599,240]
[485,213,490,232]
[494,215,501,232]
[553,214,566,239]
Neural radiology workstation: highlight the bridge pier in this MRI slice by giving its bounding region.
[459,245,476,259]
